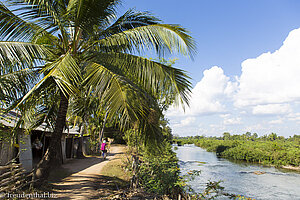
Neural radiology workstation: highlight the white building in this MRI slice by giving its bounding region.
[0,110,88,172]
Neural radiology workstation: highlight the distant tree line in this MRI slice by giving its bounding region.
[174,133,300,167]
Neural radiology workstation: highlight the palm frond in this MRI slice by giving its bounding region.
[99,9,160,37]
[84,61,152,128]
[18,82,59,131]
[0,2,37,41]
[69,90,97,118]
[9,0,65,25]
[43,52,82,96]
[0,41,50,66]
[94,24,196,58]
[67,0,121,33]
[0,1,63,49]
[89,52,192,106]
[9,0,70,47]
[16,72,54,107]
[0,68,39,103]
[17,52,81,106]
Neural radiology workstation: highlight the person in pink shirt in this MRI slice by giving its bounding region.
[101,139,107,159]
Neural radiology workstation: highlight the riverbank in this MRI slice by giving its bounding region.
[175,144,300,199]
[228,155,300,172]
[174,134,300,171]
[282,165,300,171]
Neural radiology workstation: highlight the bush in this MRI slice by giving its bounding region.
[138,142,182,195]
[193,135,300,168]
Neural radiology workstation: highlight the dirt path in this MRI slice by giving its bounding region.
[51,145,127,200]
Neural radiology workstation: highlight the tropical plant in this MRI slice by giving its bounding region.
[0,0,195,181]
[68,88,98,158]
[185,133,300,167]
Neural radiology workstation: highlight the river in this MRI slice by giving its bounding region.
[175,144,300,200]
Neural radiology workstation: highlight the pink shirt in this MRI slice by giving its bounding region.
[101,143,106,151]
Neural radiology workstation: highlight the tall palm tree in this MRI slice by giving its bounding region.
[0,0,195,181]
[68,88,99,158]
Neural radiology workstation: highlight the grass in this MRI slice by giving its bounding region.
[100,153,131,182]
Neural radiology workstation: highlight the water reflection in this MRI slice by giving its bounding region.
[175,144,300,200]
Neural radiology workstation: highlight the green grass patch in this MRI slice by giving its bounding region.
[101,157,131,182]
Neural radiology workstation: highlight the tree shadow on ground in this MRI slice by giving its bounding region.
[58,156,103,174]
[47,174,129,199]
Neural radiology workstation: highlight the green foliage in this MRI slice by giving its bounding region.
[123,129,143,151]
[138,142,183,196]
[173,136,196,145]
[119,57,191,196]
[87,137,98,153]
[184,180,254,200]
[123,116,185,197]
[0,128,11,142]
[0,0,196,188]
[181,133,300,167]
[0,0,195,150]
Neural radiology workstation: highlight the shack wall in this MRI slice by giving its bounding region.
[0,141,15,165]
[18,134,32,172]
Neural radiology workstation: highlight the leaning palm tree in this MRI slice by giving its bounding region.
[68,88,100,158]
[0,0,195,181]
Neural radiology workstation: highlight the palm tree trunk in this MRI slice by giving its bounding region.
[99,110,108,147]
[49,93,68,164]
[33,93,69,183]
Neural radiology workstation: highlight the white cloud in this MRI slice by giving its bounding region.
[224,117,242,125]
[269,119,283,124]
[219,114,230,118]
[242,124,266,134]
[235,28,300,107]
[168,27,300,137]
[174,117,196,127]
[287,113,300,123]
[220,114,242,125]
[209,124,226,134]
[252,104,292,115]
[167,66,236,117]
[240,111,247,114]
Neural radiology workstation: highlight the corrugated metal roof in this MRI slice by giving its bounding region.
[0,110,80,134]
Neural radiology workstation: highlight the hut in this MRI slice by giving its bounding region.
[0,110,89,172]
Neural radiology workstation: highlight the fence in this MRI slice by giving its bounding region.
[0,161,33,193]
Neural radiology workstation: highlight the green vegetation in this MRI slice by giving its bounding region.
[0,127,10,141]
[0,0,260,198]
[122,117,251,199]
[137,142,183,196]
[119,56,192,197]
[123,115,185,197]
[100,150,131,182]
[0,0,195,182]
[175,133,300,167]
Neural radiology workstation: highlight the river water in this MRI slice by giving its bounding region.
[175,144,300,200]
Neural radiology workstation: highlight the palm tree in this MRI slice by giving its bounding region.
[68,89,99,158]
[0,0,195,181]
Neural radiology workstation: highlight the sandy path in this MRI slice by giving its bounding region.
[51,145,126,200]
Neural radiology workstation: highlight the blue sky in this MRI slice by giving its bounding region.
[3,0,300,137]
[122,0,300,82]
[122,0,300,137]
